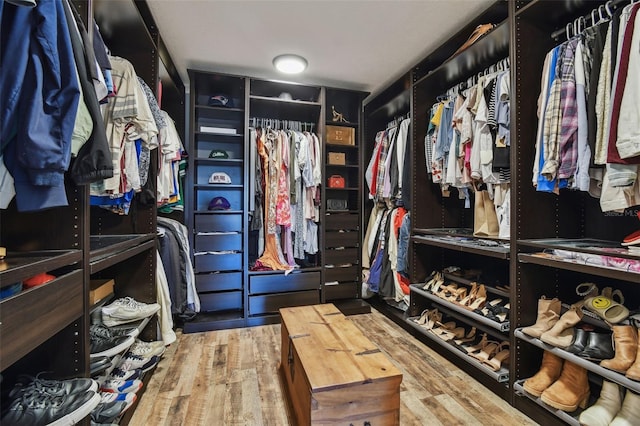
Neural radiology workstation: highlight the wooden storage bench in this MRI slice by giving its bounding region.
[279,304,402,425]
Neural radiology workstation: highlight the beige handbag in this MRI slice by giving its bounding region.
[473,185,499,238]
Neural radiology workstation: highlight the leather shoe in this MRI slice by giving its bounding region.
[566,327,591,355]
[577,331,614,361]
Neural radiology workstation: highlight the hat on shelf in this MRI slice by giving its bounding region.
[208,149,229,159]
[208,196,231,211]
[208,94,233,108]
[208,172,232,184]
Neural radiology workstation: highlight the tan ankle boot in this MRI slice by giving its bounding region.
[610,389,640,426]
[600,325,638,373]
[579,381,622,426]
[540,306,583,349]
[522,297,561,338]
[624,328,640,381]
[523,350,563,397]
[540,360,590,412]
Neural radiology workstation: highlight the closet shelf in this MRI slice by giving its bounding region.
[195,104,244,113]
[412,235,510,259]
[326,164,359,169]
[442,273,510,299]
[326,187,359,191]
[326,143,358,149]
[89,234,155,275]
[249,95,321,106]
[248,266,322,275]
[324,121,358,128]
[514,329,640,394]
[410,284,510,332]
[194,210,243,214]
[517,253,640,284]
[195,131,243,138]
[194,158,244,164]
[513,380,581,426]
[0,249,82,285]
[326,209,359,214]
[435,303,509,341]
[405,317,509,383]
[518,238,640,261]
[195,184,244,189]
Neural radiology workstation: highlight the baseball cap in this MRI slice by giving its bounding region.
[208,95,233,108]
[208,196,231,210]
[209,172,232,184]
[209,149,229,159]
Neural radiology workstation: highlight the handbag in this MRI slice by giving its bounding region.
[473,185,499,238]
[328,175,345,188]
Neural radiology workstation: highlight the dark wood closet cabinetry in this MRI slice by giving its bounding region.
[0,1,184,424]
[184,70,368,332]
[364,0,640,424]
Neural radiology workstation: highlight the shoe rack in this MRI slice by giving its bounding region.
[0,1,185,424]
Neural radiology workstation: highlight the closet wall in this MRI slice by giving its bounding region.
[0,1,184,424]
[364,0,640,424]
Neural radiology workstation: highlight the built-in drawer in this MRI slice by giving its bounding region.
[325,231,359,248]
[249,271,320,295]
[324,248,359,266]
[325,265,360,283]
[194,233,242,252]
[194,252,242,273]
[324,282,359,301]
[195,214,243,232]
[248,290,319,315]
[199,291,243,312]
[196,271,242,292]
[325,213,359,231]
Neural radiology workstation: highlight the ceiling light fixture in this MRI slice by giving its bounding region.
[273,54,308,74]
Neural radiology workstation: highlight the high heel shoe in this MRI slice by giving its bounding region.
[419,309,442,331]
[470,339,500,362]
[432,320,457,337]
[467,284,487,310]
[483,341,510,371]
[459,282,478,306]
[462,333,488,354]
[439,326,466,342]
[454,327,477,345]
[422,271,441,292]
[413,308,430,325]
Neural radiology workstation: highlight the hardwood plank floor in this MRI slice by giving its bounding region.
[130,309,537,426]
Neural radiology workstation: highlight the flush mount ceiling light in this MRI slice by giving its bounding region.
[273,54,308,74]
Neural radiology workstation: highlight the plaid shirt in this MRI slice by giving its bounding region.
[375,130,390,200]
[558,37,580,179]
[541,43,566,181]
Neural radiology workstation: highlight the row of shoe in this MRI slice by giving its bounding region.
[522,296,640,380]
[421,272,510,323]
[412,308,510,371]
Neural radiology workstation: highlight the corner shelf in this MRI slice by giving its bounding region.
[405,316,509,383]
[514,329,640,394]
[412,235,510,259]
[410,284,510,332]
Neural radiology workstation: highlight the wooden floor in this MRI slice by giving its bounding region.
[130,309,537,426]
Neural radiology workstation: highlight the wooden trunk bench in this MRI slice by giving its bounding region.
[279,304,402,425]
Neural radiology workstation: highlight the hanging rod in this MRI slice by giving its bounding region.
[549,0,630,40]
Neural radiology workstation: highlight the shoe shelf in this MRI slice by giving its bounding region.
[410,284,510,333]
[517,253,640,283]
[89,234,156,274]
[513,380,582,426]
[412,235,510,259]
[108,316,152,338]
[405,316,509,383]
[442,272,510,299]
[0,249,82,285]
[436,304,509,342]
[514,329,640,394]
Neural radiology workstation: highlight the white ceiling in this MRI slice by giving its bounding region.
[147,0,495,98]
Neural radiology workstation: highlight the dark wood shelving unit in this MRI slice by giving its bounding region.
[412,235,510,259]
[249,95,322,106]
[0,250,82,285]
[89,234,156,274]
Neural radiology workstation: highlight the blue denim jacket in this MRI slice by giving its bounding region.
[1,0,80,211]
[397,212,411,276]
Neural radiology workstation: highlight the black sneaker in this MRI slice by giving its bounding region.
[90,324,139,339]
[90,357,112,377]
[2,388,101,425]
[9,375,98,400]
[90,326,135,358]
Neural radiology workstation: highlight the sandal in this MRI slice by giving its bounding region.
[412,308,430,325]
[432,320,457,336]
[483,341,510,371]
[439,326,466,342]
[462,333,488,354]
[454,327,477,345]
[419,309,442,331]
[584,287,629,324]
[459,282,478,306]
[470,339,500,362]
[467,284,487,310]
[422,271,442,292]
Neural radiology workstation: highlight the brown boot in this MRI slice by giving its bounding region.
[540,306,584,349]
[540,360,590,412]
[600,325,638,373]
[523,351,563,397]
[522,297,561,338]
[624,328,640,380]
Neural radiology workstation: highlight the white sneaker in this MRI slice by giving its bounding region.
[101,297,160,327]
[99,391,137,411]
[116,354,160,373]
[128,340,166,358]
[100,379,143,394]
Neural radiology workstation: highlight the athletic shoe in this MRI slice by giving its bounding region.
[100,378,143,394]
[9,375,98,399]
[102,367,142,381]
[101,297,160,327]
[91,323,140,339]
[91,399,129,424]
[128,339,166,357]
[89,325,135,358]
[2,388,101,426]
[116,353,160,373]
[99,391,136,411]
[90,357,113,377]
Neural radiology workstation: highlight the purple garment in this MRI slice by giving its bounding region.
[558,37,580,179]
